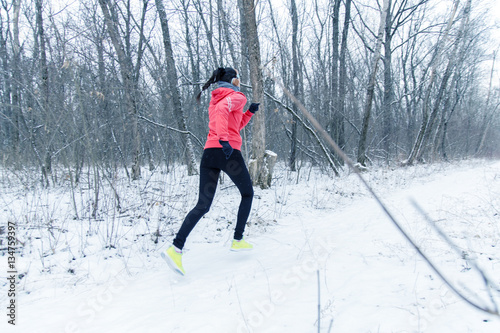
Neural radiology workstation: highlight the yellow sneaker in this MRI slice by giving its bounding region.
[161,246,186,276]
[230,238,253,251]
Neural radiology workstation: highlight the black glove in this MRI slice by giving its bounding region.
[249,103,260,113]
[219,140,233,159]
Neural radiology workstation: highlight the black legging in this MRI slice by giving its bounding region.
[173,148,254,250]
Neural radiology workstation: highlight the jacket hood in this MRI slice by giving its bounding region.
[210,87,247,111]
[211,87,239,104]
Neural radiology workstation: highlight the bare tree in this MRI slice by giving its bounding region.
[404,0,460,165]
[357,0,390,167]
[381,0,430,161]
[0,1,13,160]
[475,51,498,155]
[156,0,199,176]
[330,0,342,156]
[193,0,219,68]
[238,0,250,87]
[35,0,52,185]
[97,0,144,180]
[289,0,300,171]
[416,0,471,161]
[217,0,238,67]
[11,0,21,163]
[241,0,274,188]
[0,0,498,181]
[338,0,352,154]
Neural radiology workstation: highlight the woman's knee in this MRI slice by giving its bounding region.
[194,200,212,215]
[194,206,210,217]
[241,185,254,199]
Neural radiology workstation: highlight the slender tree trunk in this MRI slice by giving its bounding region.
[12,0,22,165]
[433,85,460,160]
[401,34,416,155]
[289,0,300,171]
[357,0,390,167]
[98,0,141,179]
[180,0,203,134]
[194,0,219,68]
[330,0,342,155]
[382,0,393,161]
[155,0,198,176]
[218,0,237,66]
[0,13,12,158]
[415,0,471,162]
[181,0,199,86]
[36,0,52,186]
[405,0,460,165]
[476,51,496,155]
[241,0,271,188]
[337,0,351,156]
[238,0,250,87]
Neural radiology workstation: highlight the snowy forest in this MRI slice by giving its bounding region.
[0,0,499,183]
[1,0,500,332]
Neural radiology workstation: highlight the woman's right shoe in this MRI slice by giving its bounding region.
[161,246,186,276]
[230,238,253,251]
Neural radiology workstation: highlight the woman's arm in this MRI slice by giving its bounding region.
[215,97,231,141]
[239,110,253,131]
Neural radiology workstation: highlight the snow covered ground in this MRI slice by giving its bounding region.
[1,159,499,332]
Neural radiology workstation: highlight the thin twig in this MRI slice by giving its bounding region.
[317,270,321,333]
[411,199,500,314]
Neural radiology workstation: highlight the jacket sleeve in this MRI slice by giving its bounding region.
[239,110,253,131]
[215,97,231,141]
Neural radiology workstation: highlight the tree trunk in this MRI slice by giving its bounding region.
[238,0,250,89]
[181,0,199,87]
[356,0,390,167]
[416,0,471,161]
[405,0,460,165]
[289,0,300,171]
[0,13,12,160]
[155,0,199,176]
[401,33,417,155]
[338,0,351,155]
[12,0,22,165]
[218,0,238,66]
[476,51,496,155]
[330,0,342,158]
[194,0,219,68]
[98,0,141,180]
[382,0,393,161]
[433,85,460,160]
[36,0,52,186]
[241,0,273,188]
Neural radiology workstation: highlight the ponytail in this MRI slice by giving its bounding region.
[195,68,225,103]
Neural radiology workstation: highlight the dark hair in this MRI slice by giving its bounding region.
[195,67,238,103]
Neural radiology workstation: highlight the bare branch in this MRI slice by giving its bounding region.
[262,65,500,318]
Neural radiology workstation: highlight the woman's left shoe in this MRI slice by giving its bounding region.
[161,246,186,276]
[230,238,253,251]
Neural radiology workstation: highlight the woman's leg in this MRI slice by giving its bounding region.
[223,150,254,240]
[173,163,220,250]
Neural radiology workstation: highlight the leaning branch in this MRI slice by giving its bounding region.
[138,115,204,148]
[263,90,340,176]
[262,65,500,317]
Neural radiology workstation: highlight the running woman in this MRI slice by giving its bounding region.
[162,67,259,275]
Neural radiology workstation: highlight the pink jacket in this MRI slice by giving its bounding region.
[204,88,253,151]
